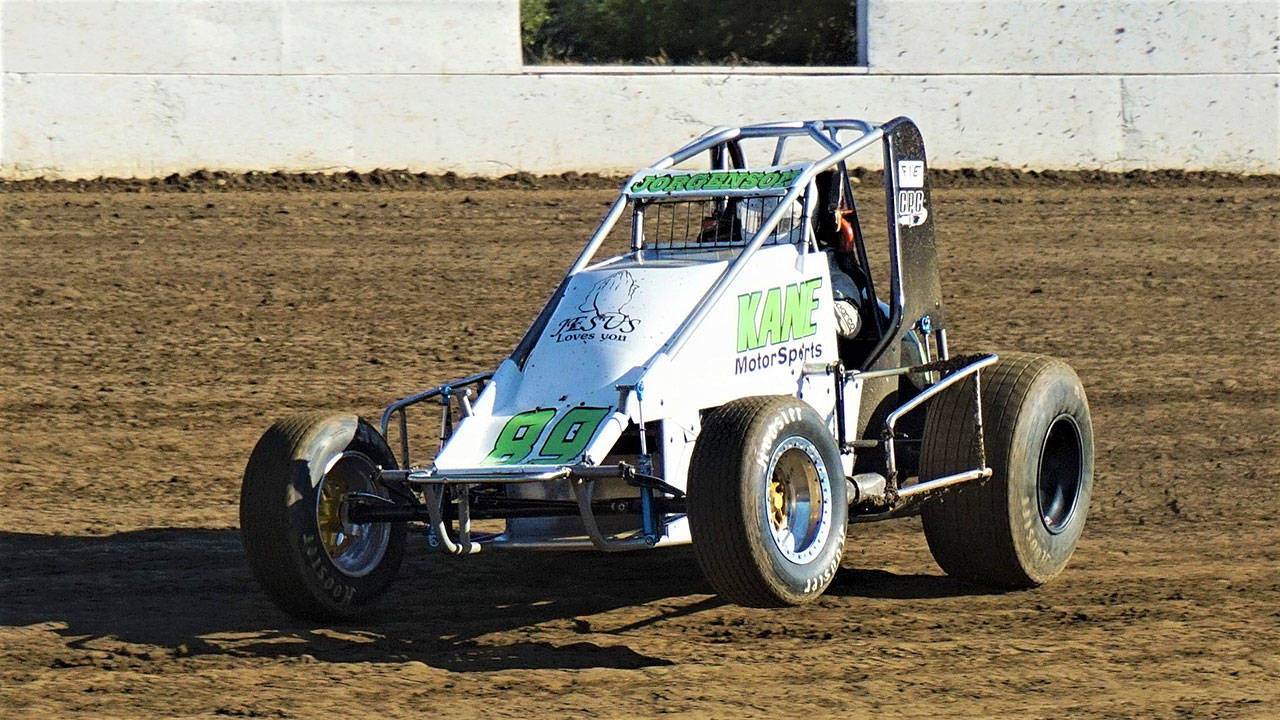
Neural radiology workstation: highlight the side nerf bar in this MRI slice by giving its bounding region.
[880,352,999,487]
[819,352,998,506]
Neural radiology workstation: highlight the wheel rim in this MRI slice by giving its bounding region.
[1037,414,1085,535]
[764,436,833,564]
[315,451,390,577]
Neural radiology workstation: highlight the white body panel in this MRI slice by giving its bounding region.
[433,243,840,492]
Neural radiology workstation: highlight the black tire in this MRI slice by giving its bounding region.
[687,396,848,607]
[919,353,1094,588]
[240,413,407,620]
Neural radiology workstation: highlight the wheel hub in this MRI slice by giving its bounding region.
[314,451,391,577]
[316,469,353,556]
[769,477,789,529]
[763,436,833,565]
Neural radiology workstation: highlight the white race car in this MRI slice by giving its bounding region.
[241,118,1095,619]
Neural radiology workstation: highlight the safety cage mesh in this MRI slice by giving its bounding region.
[635,196,808,250]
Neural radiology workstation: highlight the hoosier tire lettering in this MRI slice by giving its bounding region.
[240,413,406,621]
[687,396,848,607]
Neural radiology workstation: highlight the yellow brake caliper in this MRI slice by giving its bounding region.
[769,473,787,530]
[316,472,351,556]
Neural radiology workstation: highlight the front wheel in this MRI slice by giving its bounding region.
[240,413,406,620]
[919,353,1094,588]
[687,396,848,607]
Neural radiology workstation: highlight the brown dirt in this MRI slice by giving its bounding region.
[1,180,1278,718]
[3,167,1279,194]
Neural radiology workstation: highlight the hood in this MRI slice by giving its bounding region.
[501,258,726,413]
[430,256,726,471]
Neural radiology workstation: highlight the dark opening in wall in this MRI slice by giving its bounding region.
[521,0,859,67]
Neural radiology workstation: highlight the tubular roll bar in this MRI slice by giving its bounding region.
[379,371,493,469]
[554,120,886,365]
[880,353,998,487]
[647,123,885,361]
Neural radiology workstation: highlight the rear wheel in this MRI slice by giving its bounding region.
[687,396,848,606]
[919,353,1094,587]
[240,413,406,620]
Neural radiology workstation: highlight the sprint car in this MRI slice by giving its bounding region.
[241,118,1095,619]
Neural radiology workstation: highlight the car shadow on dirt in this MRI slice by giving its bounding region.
[0,527,990,671]
[826,568,995,600]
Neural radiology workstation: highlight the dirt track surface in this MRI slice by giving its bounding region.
[2,180,1278,718]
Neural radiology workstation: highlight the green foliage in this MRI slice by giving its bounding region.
[521,0,553,53]
[521,0,856,66]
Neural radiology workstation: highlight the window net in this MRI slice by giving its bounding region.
[636,196,808,250]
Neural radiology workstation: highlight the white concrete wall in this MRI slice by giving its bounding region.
[1,0,1277,179]
[4,0,520,74]
[868,0,1278,74]
[862,0,1280,172]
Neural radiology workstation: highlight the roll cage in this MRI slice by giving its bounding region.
[512,117,947,374]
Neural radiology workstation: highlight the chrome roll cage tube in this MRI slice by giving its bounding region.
[529,120,884,365]
[641,122,884,363]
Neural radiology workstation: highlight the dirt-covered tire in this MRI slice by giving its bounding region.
[240,413,406,620]
[687,396,848,607]
[919,353,1094,588]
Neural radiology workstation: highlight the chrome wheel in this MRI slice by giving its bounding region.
[764,436,833,564]
[315,451,390,577]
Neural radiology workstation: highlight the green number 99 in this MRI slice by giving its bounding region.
[482,408,555,465]
[481,407,610,466]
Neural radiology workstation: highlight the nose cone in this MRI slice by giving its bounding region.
[508,261,725,412]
